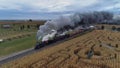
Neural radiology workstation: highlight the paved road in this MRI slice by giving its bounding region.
[0,48,34,65]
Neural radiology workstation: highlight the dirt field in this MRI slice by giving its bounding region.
[1,30,120,68]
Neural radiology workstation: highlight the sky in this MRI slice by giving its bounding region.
[0,0,120,20]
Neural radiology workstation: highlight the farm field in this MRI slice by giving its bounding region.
[0,34,36,57]
[0,20,45,57]
[96,24,120,30]
[1,30,120,68]
[0,20,45,40]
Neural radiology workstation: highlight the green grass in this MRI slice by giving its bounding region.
[0,22,43,57]
[0,34,36,57]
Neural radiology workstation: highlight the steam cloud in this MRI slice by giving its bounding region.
[37,11,113,41]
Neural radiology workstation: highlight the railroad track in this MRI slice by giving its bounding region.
[0,29,94,65]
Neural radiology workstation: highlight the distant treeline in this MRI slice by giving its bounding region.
[0,20,46,25]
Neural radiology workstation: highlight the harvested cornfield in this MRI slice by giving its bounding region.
[1,30,120,68]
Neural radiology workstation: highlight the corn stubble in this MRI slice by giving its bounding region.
[1,30,120,68]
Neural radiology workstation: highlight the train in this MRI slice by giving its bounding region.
[34,25,95,50]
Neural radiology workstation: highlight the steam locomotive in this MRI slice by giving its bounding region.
[34,25,95,50]
[34,30,70,49]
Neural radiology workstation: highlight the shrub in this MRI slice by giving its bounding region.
[112,26,116,31]
[116,44,118,48]
[101,25,104,30]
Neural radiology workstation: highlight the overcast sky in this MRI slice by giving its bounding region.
[0,0,120,20]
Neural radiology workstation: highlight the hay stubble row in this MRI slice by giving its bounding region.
[1,30,120,68]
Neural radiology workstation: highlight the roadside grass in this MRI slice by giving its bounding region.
[0,34,36,57]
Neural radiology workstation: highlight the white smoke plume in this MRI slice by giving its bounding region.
[37,11,113,41]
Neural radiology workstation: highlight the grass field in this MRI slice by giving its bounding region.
[0,33,36,57]
[1,30,120,68]
[0,20,45,57]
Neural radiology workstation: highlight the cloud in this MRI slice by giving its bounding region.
[0,0,99,12]
[97,0,120,11]
[105,3,120,10]
[0,0,120,19]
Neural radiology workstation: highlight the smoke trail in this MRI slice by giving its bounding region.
[37,11,113,41]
